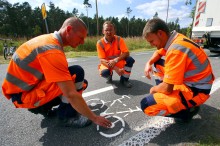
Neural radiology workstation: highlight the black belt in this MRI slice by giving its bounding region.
[180,87,211,108]
[11,93,23,104]
[190,87,211,96]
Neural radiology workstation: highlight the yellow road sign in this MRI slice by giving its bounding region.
[41,3,47,19]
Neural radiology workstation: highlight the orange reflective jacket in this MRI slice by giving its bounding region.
[162,31,214,89]
[97,35,129,59]
[97,35,129,69]
[2,32,72,101]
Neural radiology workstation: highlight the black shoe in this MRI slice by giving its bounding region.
[174,106,200,123]
[106,75,112,84]
[58,115,92,128]
[28,107,58,118]
[120,80,132,88]
[188,106,200,119]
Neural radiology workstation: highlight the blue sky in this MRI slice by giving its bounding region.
[7,0,195,28]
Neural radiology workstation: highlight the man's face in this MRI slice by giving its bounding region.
[103,24,115,41]
[67,26,87,48]
[145,31,166,50]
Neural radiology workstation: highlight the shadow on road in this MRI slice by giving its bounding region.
[110,79,153,96]
[149,104,220,145]
[39,104,131,146]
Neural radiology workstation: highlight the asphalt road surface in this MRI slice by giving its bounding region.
[1,50,220,146]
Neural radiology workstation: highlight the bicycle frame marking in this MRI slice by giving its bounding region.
[97,115,125,138]
[86,95,142,138]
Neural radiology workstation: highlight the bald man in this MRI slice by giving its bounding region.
[2,17,112,128]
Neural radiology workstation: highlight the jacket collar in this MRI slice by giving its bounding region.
[53,31,63,47]
[164,30,178,51]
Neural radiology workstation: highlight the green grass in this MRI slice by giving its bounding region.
[0,36,155,64]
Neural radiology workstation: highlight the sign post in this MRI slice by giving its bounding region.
[41,3,49,34]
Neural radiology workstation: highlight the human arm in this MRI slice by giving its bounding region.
[144,51,162,79]
[150,82,174,94]
[108,52,129,68]
[57,80,112,128]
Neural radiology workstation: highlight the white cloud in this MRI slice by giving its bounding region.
[6,0,193,28]
[125,0,133,4]
[56,0,84,12]
[135,0,192,27]
[91,0,113,5]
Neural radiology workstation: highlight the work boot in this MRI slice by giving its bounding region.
[120,79,132,88]
[106,75,112,84]
[28,107,58,118]
[188,106,200,120]
[59,115,92,128]
[174,106,200,123]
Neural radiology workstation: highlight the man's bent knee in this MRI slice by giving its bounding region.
[101,69,111,78]
[68,65,85,82]
[125,56,135,67]
[140,94,156,113]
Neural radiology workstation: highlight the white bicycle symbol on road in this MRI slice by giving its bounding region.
[86,95,141,138]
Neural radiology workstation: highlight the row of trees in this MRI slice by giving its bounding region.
[0,0,191,39]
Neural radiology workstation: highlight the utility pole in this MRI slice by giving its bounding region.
[95,0,99,36]
[166,0,169,23]
[83,0,92,35]
[126,7,132,37]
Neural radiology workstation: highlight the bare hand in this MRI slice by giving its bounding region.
[144,62,152,79]
[93,115,112,128]
[108,60,116,68]
[149,87,156,94]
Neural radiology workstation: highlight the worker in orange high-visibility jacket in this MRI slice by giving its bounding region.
[2,17,111,129]
[141,18,215,122]
[97,21,135,88]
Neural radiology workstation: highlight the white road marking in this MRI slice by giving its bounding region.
[120,77,220,145]
[119,117,174,146]
[82,77,220,145]
[210,78,220,95]
[135,52,149,55]
[67,58,78,63]
[82,86,115,98]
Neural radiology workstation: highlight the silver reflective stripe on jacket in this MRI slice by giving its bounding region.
[167,43,212,89]
[5,44,63,91]
[98,36,121,59]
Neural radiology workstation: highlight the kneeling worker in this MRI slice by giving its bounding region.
[141,18,215,122]
[2,17,112,128]
[96,21,135,88]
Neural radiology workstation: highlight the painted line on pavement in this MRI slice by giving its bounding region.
[82,86,115,98]
[120,77,220,145]
[134,52,149,56]
[82,78,220,145]
[210,77,220,95]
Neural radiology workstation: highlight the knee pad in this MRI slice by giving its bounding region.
[101,69,111,78]
[140,94,156,112]
[125,56,135,67]
[155,79,162,85]
[58,102,78,119]
[83,79,88,90]
[154,59,164,67]
[68,65,84,82]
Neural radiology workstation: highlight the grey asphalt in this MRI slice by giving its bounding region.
[0,50,220,146]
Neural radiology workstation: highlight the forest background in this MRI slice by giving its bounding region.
[0,0,194,58]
